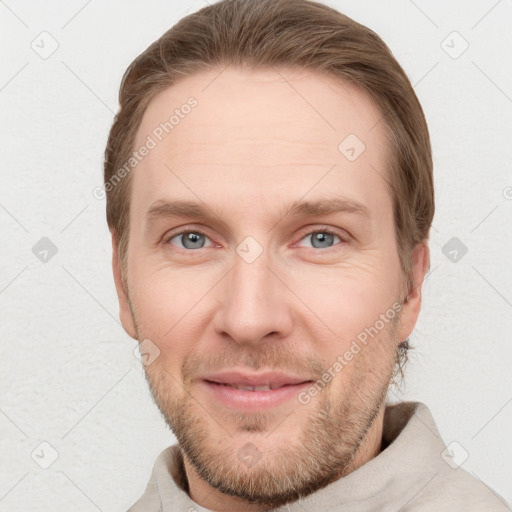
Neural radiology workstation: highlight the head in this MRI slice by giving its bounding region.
[104,0,433,509]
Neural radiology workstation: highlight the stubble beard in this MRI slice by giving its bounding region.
[140,319,399,509]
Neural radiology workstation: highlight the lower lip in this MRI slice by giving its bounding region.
[202,380,312,411]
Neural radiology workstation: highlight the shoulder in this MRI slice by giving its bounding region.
[405,456,511,511]
[384,402,511,511]
[127,445,186,512]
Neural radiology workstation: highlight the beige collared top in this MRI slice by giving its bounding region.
[128,401,511,511]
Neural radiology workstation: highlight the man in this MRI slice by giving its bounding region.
[102,0,511,510]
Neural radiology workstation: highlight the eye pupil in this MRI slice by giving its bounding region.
[311,231,335,249]
[182,232,205,249]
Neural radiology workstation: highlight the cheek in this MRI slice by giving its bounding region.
[128,264,216,355]
[127,235,401,364]
[289,260,398,342]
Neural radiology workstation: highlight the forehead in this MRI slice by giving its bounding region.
[131,67,392,225]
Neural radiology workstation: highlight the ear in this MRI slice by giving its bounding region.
[111,231,138,340]
[397,242,430,343]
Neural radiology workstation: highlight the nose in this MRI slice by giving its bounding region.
[212,246,294,346]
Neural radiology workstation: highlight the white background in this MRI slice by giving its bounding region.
[1,0,511,510]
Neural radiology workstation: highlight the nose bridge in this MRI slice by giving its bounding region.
[213,243,292,345]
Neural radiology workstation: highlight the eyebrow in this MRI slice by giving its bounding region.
[280,197,371,220]
[145,197,371,226]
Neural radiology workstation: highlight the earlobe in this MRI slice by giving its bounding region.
[111,231,138,340]
[397,242,430,343]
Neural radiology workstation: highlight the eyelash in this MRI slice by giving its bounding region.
[163,226,348,252]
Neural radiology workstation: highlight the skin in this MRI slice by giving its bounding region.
[111,67,429,511]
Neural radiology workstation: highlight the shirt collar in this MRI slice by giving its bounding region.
[147,401,446,511]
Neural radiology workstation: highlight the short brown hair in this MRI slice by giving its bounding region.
[103,0,434,362]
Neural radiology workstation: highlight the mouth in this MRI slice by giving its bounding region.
[204,381,301,391]
[200,371,313,411]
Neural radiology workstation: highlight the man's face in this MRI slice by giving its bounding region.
[113,67,426,509]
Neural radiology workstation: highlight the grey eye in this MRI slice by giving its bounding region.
[296,231,341,250]
[170,231,212,250]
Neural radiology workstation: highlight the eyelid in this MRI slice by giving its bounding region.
[292,225,350,248]
[163,226,215,248]
[163,224,350,251]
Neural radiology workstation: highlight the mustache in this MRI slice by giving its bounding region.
[180,345,327,385]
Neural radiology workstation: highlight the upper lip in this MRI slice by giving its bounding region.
[202,371,312,388]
